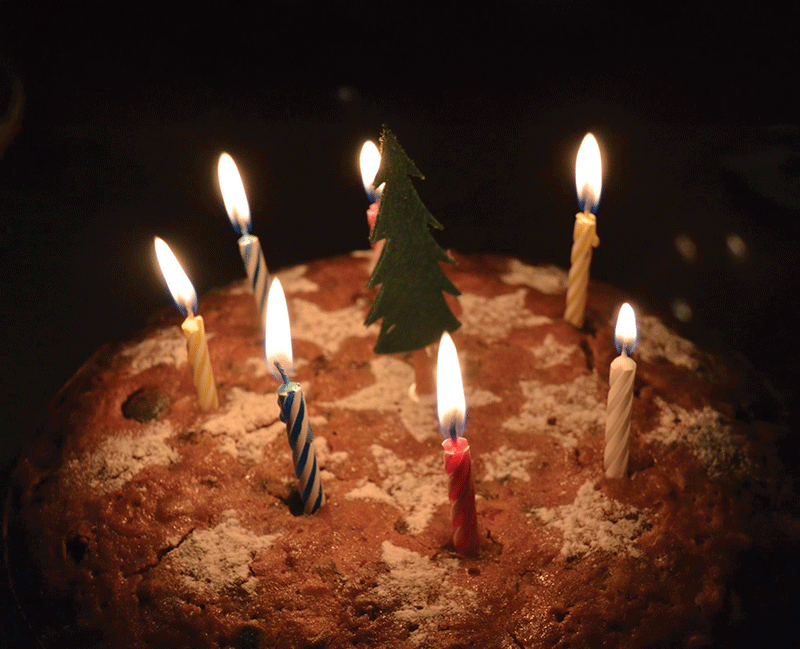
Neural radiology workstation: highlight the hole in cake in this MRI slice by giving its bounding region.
[122,386,171,422]
[547,416,557,426]
[468,567,481,576]
[579,340,594,371]
[394,519,410,534]
[553,608,570,622]
[233,625,264,649]
[282,488,305,516]
[65,536,88,564]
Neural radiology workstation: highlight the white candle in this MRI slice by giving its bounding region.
[218,153,270,327]
[154,237,219,411]
[605,303,637,478]
[565,133,602,328]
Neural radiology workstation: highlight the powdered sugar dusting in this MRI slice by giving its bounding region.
[170,510,280,595]
[501,259,568,295]
[278,264,319,294]
[357,444,447,534]
[481,445,538,482]
[70,421,178,491]
[536,481,649,559]
[503,373,606,447]
[290,298,375,357]
[201,387,282,462]
[636,315,699,370]
[350,249,373,259]
[459,289,552,341]
[531,333,580,369]
[313,436,349,476]
[371,541,475,645]
[345,480,397,507]
[202,387,279,436]
[320,356,437,442]
[644,398,752,479]
[119,328,187,373]
[244,356,270,377]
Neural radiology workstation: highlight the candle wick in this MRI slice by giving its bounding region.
[274,361,289,383]
[449,423,458,444]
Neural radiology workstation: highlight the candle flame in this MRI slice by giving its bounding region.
[154,237,197,317]
[218,152,251,235]
[436,332,466,440]
[575,133,602,213]
[359,140,384,201]
[614,302,638,355]
[264,278,293,381]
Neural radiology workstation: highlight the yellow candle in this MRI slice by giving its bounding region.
[565,133,602,328]
[181,314,219,411]
[154,237,219,411]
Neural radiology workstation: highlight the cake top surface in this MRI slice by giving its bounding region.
[5,251,781,649]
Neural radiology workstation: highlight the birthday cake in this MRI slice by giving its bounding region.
[3,251,786,649]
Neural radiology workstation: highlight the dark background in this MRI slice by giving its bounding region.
[1,2,799,646]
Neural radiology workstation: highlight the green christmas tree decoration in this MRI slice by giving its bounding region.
[365,126,461,354]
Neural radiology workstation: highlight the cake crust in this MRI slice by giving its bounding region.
[4,252,779,649]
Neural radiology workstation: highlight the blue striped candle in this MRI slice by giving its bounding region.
[218,153,269,328]
[265,278,325,515]
[276,367,325,514]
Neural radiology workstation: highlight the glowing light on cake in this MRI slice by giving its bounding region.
[437,332,479,554]
[565,133,602,329]
[154,237,197,316]
[264,278,293,380]
[154,237,218,411]
[218,152,269,328]
[359,140,384,202]
[605,302,637,478]
[359,139,385,271]
[436,331,466,441]
[264,278,325,514]
[575,133,602,213]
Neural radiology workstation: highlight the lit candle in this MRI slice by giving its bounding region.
[218,152,269,327]
[565,133,602,328]
[605,303,637,478]
[359,140,385,271]
[265,278,325,515]
[154,237,219,411]
[437,332,479,555]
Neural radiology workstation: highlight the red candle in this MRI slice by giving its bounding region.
[359,140,385,271]
[437,332,479,555]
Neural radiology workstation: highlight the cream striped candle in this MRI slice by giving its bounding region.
[605,303,637,478]
[154,237,219,411]
[218,153,270,327]
[265,278,325,515]
[565,133,602,328]
[181,315,219,411]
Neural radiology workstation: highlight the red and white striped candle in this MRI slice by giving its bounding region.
[437,332,479,555]
[359,140,385,272]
